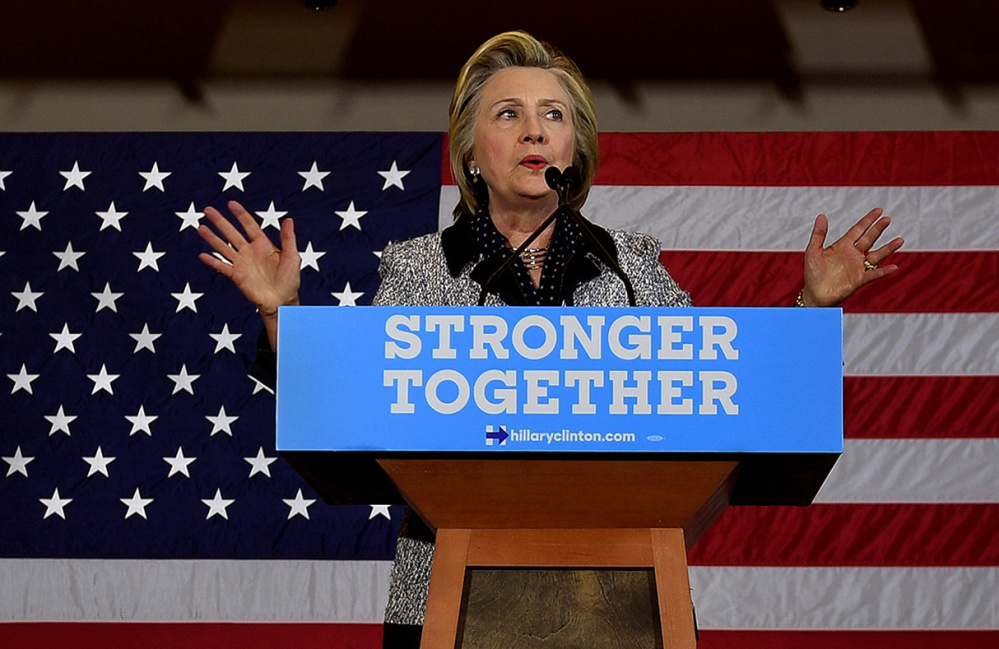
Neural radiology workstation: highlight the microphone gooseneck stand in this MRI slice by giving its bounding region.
[549,166,637,307]
[479,166,635,306]
[477,166,637,306]
[476,204,562,306]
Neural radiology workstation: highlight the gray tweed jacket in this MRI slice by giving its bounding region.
[374,214,691,626]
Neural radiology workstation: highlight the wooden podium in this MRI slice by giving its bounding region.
[384,457,736,649]
[277,306,843,648]
[284,451,837,648]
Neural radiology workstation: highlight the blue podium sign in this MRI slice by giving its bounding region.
[276,307,842,454]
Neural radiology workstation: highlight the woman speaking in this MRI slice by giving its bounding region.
[197,30,903,649]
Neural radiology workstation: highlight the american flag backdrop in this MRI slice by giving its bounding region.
[0,132,442,647]
[2,131,998,648]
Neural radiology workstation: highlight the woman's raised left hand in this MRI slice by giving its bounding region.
[800,207,904,307]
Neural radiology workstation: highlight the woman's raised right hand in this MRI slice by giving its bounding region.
[198,200,301,349]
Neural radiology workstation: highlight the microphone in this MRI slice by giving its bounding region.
[545,165,583,196]
[544,165,581,204]
[562,165,582,191]
[544,165,565,195]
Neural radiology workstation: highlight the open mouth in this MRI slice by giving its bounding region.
[520,155,548,170]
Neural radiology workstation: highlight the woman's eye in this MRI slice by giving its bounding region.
[498,108,516,119]
[547,108,564,120]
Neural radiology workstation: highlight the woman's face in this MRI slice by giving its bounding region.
[470,66,576,214]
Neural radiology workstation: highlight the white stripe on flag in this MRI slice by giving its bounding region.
[6,563,995,631]
[845,313,999,376]
[0,559,392,622]
[440,185,996,250]
[585,186,999,252]
[816,439,999,504]
[439,186,460,230]
[689,566,998,630]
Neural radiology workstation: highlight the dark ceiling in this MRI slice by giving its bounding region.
[2,0,997,93]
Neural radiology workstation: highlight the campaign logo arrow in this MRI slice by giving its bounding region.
[485,426,509,446]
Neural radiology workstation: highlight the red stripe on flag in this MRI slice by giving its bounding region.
[1,622,382,649]
[846,376,999,440]
[596,132,999,186]
[446,132,999,186]
[688,504,999,567]
[658,250,999,313]
[698,630,999,649]
[442,133,454,184]
[15,624,996,649]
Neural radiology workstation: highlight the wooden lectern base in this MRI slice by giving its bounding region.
[376,458,739,649]
[422,528,696,649]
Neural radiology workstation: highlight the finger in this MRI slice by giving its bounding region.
[197,223,238,260]
[844,207,884,246]
[280,217,299,259]
[855,215,892,252]
[859,263,899,286]
[200,205,228,237]
[807,214,829,253]
[198,251,233,276]
[202,204,229,229]
[228,200,268,243]
[203,203,250,250]
[867,236,905,265]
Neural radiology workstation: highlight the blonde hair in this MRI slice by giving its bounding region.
[448,31,599,216]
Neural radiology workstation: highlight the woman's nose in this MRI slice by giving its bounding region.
[522,114,545,143]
